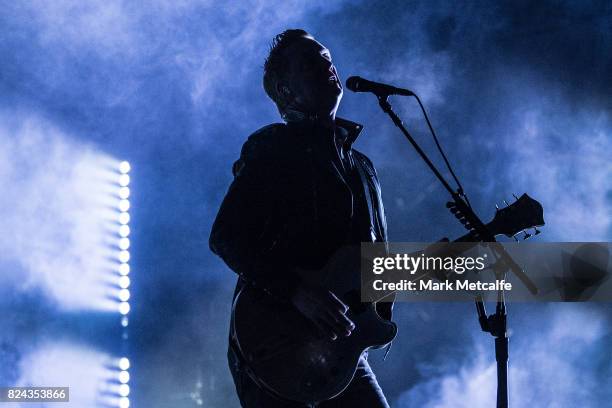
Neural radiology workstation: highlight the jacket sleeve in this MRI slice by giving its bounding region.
[209,129,301,302]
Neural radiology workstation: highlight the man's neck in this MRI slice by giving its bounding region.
[315,111,336,129]
[284,107,337,129]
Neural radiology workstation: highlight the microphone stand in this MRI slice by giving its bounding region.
[476,281,508,408]
[376,95,537,408]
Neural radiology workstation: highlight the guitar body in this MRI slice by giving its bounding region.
[232,246,397,404]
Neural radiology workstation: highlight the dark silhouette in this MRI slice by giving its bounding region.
[209,29,391,407]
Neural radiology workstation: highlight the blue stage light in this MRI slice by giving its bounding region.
[118,289,130,302]
[118,276,130,289]
[119,161,131,174]
[119,357,130,371]
[119,238,130,250]
[118,263,130,276]
[118,251,130,263]
[118,302,130,315]
[118,199,130,212]
[119,225,130,237]
[118,212,130,225]
[118,174,130,187]
[118,383,130,397]
[118,370,130,384]
[119,187,130,199]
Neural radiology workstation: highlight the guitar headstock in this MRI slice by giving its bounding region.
[489,193,545,238]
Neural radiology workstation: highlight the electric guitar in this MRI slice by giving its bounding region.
[231,193,544,404]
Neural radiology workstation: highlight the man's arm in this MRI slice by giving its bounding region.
[209,128,300,302]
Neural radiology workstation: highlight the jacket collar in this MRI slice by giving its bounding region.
[284,112,364,148]
[335,117,364,148]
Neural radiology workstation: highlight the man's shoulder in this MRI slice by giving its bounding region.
[249,122,288,139]
[241,123,291,159]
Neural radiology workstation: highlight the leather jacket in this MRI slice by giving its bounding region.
[209,117,390,319]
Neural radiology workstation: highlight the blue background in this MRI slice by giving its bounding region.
[1,1,611,406]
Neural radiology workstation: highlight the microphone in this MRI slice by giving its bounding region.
[345,76,414,97]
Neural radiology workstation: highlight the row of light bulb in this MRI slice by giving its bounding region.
[117,160,131,408]
[118,161,131,318]
[118,357,130,408]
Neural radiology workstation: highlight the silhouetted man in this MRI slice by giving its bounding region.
[210,29,391,407]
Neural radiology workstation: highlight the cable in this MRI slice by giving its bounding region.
[413,94,472,208]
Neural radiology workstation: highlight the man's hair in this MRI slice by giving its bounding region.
[263,29,310,116]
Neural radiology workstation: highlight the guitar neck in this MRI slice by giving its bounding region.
[454,216,502,242]
[369,193,545,302]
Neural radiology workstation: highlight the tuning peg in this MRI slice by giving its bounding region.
[495,204,500,211]
[503,200,510,207]
[513,235,519,242]
[534,228,541,235]
[522,231,532,240]
[512,193,519,201]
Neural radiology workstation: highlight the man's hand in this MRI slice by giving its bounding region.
[290,282,355,340]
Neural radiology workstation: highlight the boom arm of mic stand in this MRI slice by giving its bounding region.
[378,95,538,295]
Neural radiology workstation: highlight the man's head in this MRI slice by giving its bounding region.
[263,29,343,120]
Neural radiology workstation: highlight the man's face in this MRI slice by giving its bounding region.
[282,36,343,115]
